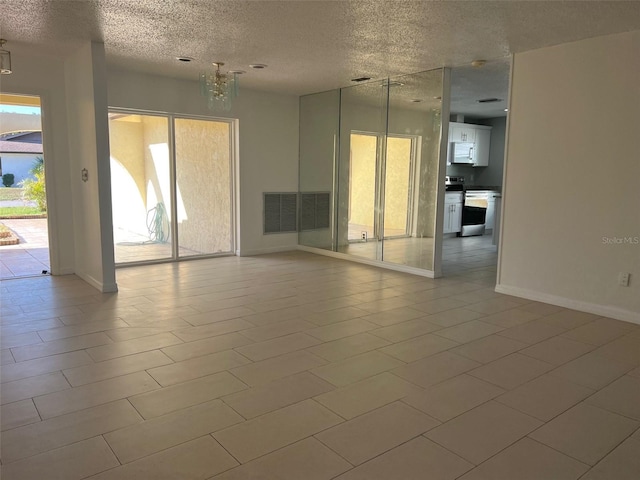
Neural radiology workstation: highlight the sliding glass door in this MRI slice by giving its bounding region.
[109,112,234,264]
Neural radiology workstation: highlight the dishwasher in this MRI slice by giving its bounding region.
[460,190,490,236]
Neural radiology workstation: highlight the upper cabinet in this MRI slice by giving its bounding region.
[473,127,491,167]
[448,122,491,167]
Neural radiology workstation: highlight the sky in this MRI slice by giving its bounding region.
[0,105,41,115]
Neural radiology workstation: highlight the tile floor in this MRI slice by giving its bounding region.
[1,250,639,479]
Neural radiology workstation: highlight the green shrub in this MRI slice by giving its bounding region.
[2,173,15,187]
[20,157,47,212]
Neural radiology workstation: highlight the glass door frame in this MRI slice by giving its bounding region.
[108,107,238,266]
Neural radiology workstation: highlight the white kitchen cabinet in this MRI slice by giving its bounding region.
[444,192,463,234]
[473,127,491,167]
[449,123,476,143]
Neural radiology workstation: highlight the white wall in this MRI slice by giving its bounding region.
[498,30,640,322]
[107,70,300,256]
[64,43,117,292]
[0,42,76,275]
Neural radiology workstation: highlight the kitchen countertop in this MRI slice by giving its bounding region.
[464,186,501,192]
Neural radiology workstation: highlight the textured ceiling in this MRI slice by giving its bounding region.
[1,1,639,116]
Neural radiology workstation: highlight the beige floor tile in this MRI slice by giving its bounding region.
[314,372,423,419]
[358,296,417,314]
[497,320,566,345]
[0,436,119,480]
[37,319,130,342]
[495,374,594,421]
[214,398,343,463]
[1,332,42,349]
[172,318,255,342]
[360,306,425,326]
[316,401,439,465]
[585,375,640,420]
[0,399,40,431]
[479,308,542,328]
[451,334,528,364]
[10,332,113,362]
[105,400,242,464]
[147,350,250,386]
[580,437,640,480]
[230,350,326,386]
[312,351,404,387]
[222,371,334,419]
[1,347,15,364]
[549,351,635,389]
[34,371,159,419]
[303,306,369,326]
[1,400,141,463]
[240,319,315,342]
[464,298,523,315]
[234,332,321,361]
[468,353,554,390]
[308,332,391,362]
[90,435,238,480]
[593,334,640,365]
[458,437,589,480]
[539,310,601,331]
[392,351,480,388]
[561,317,636,346]
[410,297,470,315]
[434,320,504,344]
[380,333,459,363]
[129,371,247,419]
[64,350,173,386]
[425,401,542,464]
[105,326,181,343]
[307,318,378,342]
[0,350,92,383]
[211,437,351,480]
[423,307,485,327]
[180,306,257,326]
[518,302,566,316]
[369,317,442,343]
[86,332,183,362]
[630,364,640,377]
[334,436,473,480]
[520,336,595,366]
[1,371,70,404]
[403,374,505,422]
[162,334,253,362]
[531,402,640,465]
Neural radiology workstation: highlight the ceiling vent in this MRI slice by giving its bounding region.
[477,98,502,103]
[351,76,371,82]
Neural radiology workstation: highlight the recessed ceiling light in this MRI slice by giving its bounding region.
[409,99,423,103]
[228,70,246,75]
[433,96,442,100]
[176,56,194,63]
[504,108,509,112]
[471,59,487,68]
[351,76,371,82]
[250,64,267,69]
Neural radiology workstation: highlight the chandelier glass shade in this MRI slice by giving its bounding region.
[0,39,12,75]
[199,62,239,111]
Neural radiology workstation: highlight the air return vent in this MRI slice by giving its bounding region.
[264,193,298,234]
[300,192,331,231]
[477,98,502,103]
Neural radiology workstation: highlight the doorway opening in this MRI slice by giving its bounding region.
[0,94,50,279]
[108,110,236,265]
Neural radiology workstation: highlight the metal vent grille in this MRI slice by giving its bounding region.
[264,193,298,234]
[300,192,331,231]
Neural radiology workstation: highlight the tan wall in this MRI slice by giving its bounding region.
[108,117,146,203]
[175,118,231,254]
[349,134,376,228]
[0,112,42,133]
[384,137,411,231]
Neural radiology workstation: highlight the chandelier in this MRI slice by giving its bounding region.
[0,39,12,75]
[199,62,242,111]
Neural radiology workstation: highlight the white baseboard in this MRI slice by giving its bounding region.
[495,284,640,325]
[297,245,436,278]
[77,272,118,293]
[237,245,298,257]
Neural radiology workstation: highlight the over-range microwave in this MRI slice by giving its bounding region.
[450,142,476,164]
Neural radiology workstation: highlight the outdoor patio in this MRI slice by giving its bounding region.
[0,218,50,279]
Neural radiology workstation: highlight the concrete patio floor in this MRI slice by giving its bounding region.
[0,218,50,279]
